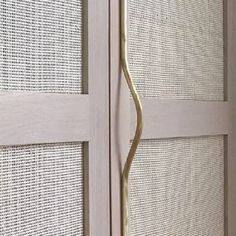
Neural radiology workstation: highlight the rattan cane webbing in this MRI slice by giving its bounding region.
[0,0,83,94]
[128,0,224,100]
[129,136,224,236]
[0,143,84,236]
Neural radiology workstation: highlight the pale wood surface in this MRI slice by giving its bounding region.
[0,93,89,146]
[227,0,236,235]
[86,0,110,235]
[131,100,229,139]
[0,0,111,235]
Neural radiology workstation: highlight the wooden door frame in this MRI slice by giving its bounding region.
[227,0,236,235]
[0,0,110,235]
[110,0,236,235]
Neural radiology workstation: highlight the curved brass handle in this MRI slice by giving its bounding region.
[121,0,143,235]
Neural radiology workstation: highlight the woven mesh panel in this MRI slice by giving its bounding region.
[128,0,224,100]
[0,0,83,94]
[0,143,84,236]
[129,136,224,236]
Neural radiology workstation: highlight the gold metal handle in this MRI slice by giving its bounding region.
[121,0,143,235]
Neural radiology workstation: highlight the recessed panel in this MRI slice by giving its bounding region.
[129,136,224,236]
[0,143,84,235]
[128,1,224,100]
[0,0,83,94]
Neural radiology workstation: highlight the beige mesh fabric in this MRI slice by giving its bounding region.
[129,136,224,236]
[128,0,224,100]
[0,143,84,236]
[0,0,83,94]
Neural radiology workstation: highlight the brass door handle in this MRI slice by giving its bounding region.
[120,0,143,235]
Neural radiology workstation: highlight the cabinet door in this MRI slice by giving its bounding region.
[0,1,110,235]
[110,0,235,235]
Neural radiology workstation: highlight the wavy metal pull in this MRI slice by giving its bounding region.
[120,0,143,235]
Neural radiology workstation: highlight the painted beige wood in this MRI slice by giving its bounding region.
[227,0,236,235]
[0,0,110,235]
[0,93,89,146]
[131,100,229,139]
[86,0,110,235]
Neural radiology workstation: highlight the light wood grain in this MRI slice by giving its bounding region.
[86,0,110,235]
[0,93,89,146]
[131,100,229,139]
[227,0,236,235]
[0,1,111,235]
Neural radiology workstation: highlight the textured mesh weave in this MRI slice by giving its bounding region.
[129,136,224,236]
[0,0,83,94]
[0,143,84,236]
[128,0,224,100]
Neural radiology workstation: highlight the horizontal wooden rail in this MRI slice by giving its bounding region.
[131,99,229,139]
[0,93,89,146]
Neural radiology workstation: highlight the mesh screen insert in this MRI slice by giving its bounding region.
[0,143,84,236]
[129,136,224,236]
[0,0,83,94]
[128,0,224,100]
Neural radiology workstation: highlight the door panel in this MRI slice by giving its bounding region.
[110,0,234,235]
[0,1,85,233]
[128,0,224,101]
[0,0,83,94]
[0,0,110,235]
[129,136,224,236]
[127,2,226,234]
[0,143,84,235]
